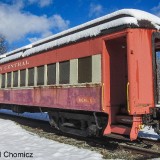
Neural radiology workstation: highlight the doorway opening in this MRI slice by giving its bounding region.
[106,36,128,124]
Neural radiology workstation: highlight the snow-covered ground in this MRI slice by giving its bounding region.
[139,126,160,140]
[0,109,49,121]
[0,118,104,160]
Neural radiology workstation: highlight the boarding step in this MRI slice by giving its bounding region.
[111,124,131,135]
[116,115,133,125]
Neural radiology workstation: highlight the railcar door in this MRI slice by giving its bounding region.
[152,32,160,106]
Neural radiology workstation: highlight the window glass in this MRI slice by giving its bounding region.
[28,68,34,86]
[78,56,92,83]
[20,70,26,87]
[47,63,56,85]
[7,72,11,87]
[59,61,70,84]
[13,71,18,87]
[1,74,5,88]
[37,66,44,85]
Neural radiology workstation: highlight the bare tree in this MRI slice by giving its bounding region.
[0,36,7,55]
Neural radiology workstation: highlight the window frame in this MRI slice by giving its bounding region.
[37,65,45,86]
[28,67,35,87]
[78,56,92,83]
[59,60,70,84]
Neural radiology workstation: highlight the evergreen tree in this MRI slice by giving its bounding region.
[0,36,7,55]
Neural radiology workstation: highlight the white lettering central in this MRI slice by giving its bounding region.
[1,60,29,72]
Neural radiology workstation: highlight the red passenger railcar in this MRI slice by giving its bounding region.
[0,9,160,140]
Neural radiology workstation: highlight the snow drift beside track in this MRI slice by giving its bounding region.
[0,118,103,160]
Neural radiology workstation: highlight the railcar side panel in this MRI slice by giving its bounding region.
[0,39,102,74]
[127,29,154,115]
[0,86,102,112]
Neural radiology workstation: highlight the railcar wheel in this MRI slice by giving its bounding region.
[48,110,108,137]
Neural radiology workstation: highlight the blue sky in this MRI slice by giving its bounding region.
[0,0,159,51]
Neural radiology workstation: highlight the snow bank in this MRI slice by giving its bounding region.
[0,109,49,121]
[138,126,160,140]
[1,9,160,64]
[0,118,104,160]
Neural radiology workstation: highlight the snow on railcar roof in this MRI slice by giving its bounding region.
[1,9,160,64]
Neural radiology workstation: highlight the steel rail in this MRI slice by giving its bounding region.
[119,143,160,157]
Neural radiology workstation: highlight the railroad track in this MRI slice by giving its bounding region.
[119,143,160,158]
[0,112,160,159]
[140,137,160,146]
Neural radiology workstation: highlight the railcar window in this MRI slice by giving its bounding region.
[20,70,26,87]
[1,74,5,88]
[13,71,18,87]
[7,72,11,88]
[28,68,34,86]
[47,63,56,85]
[78,56,92,83]
[59,61,70,84]
[37,65,44,85]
